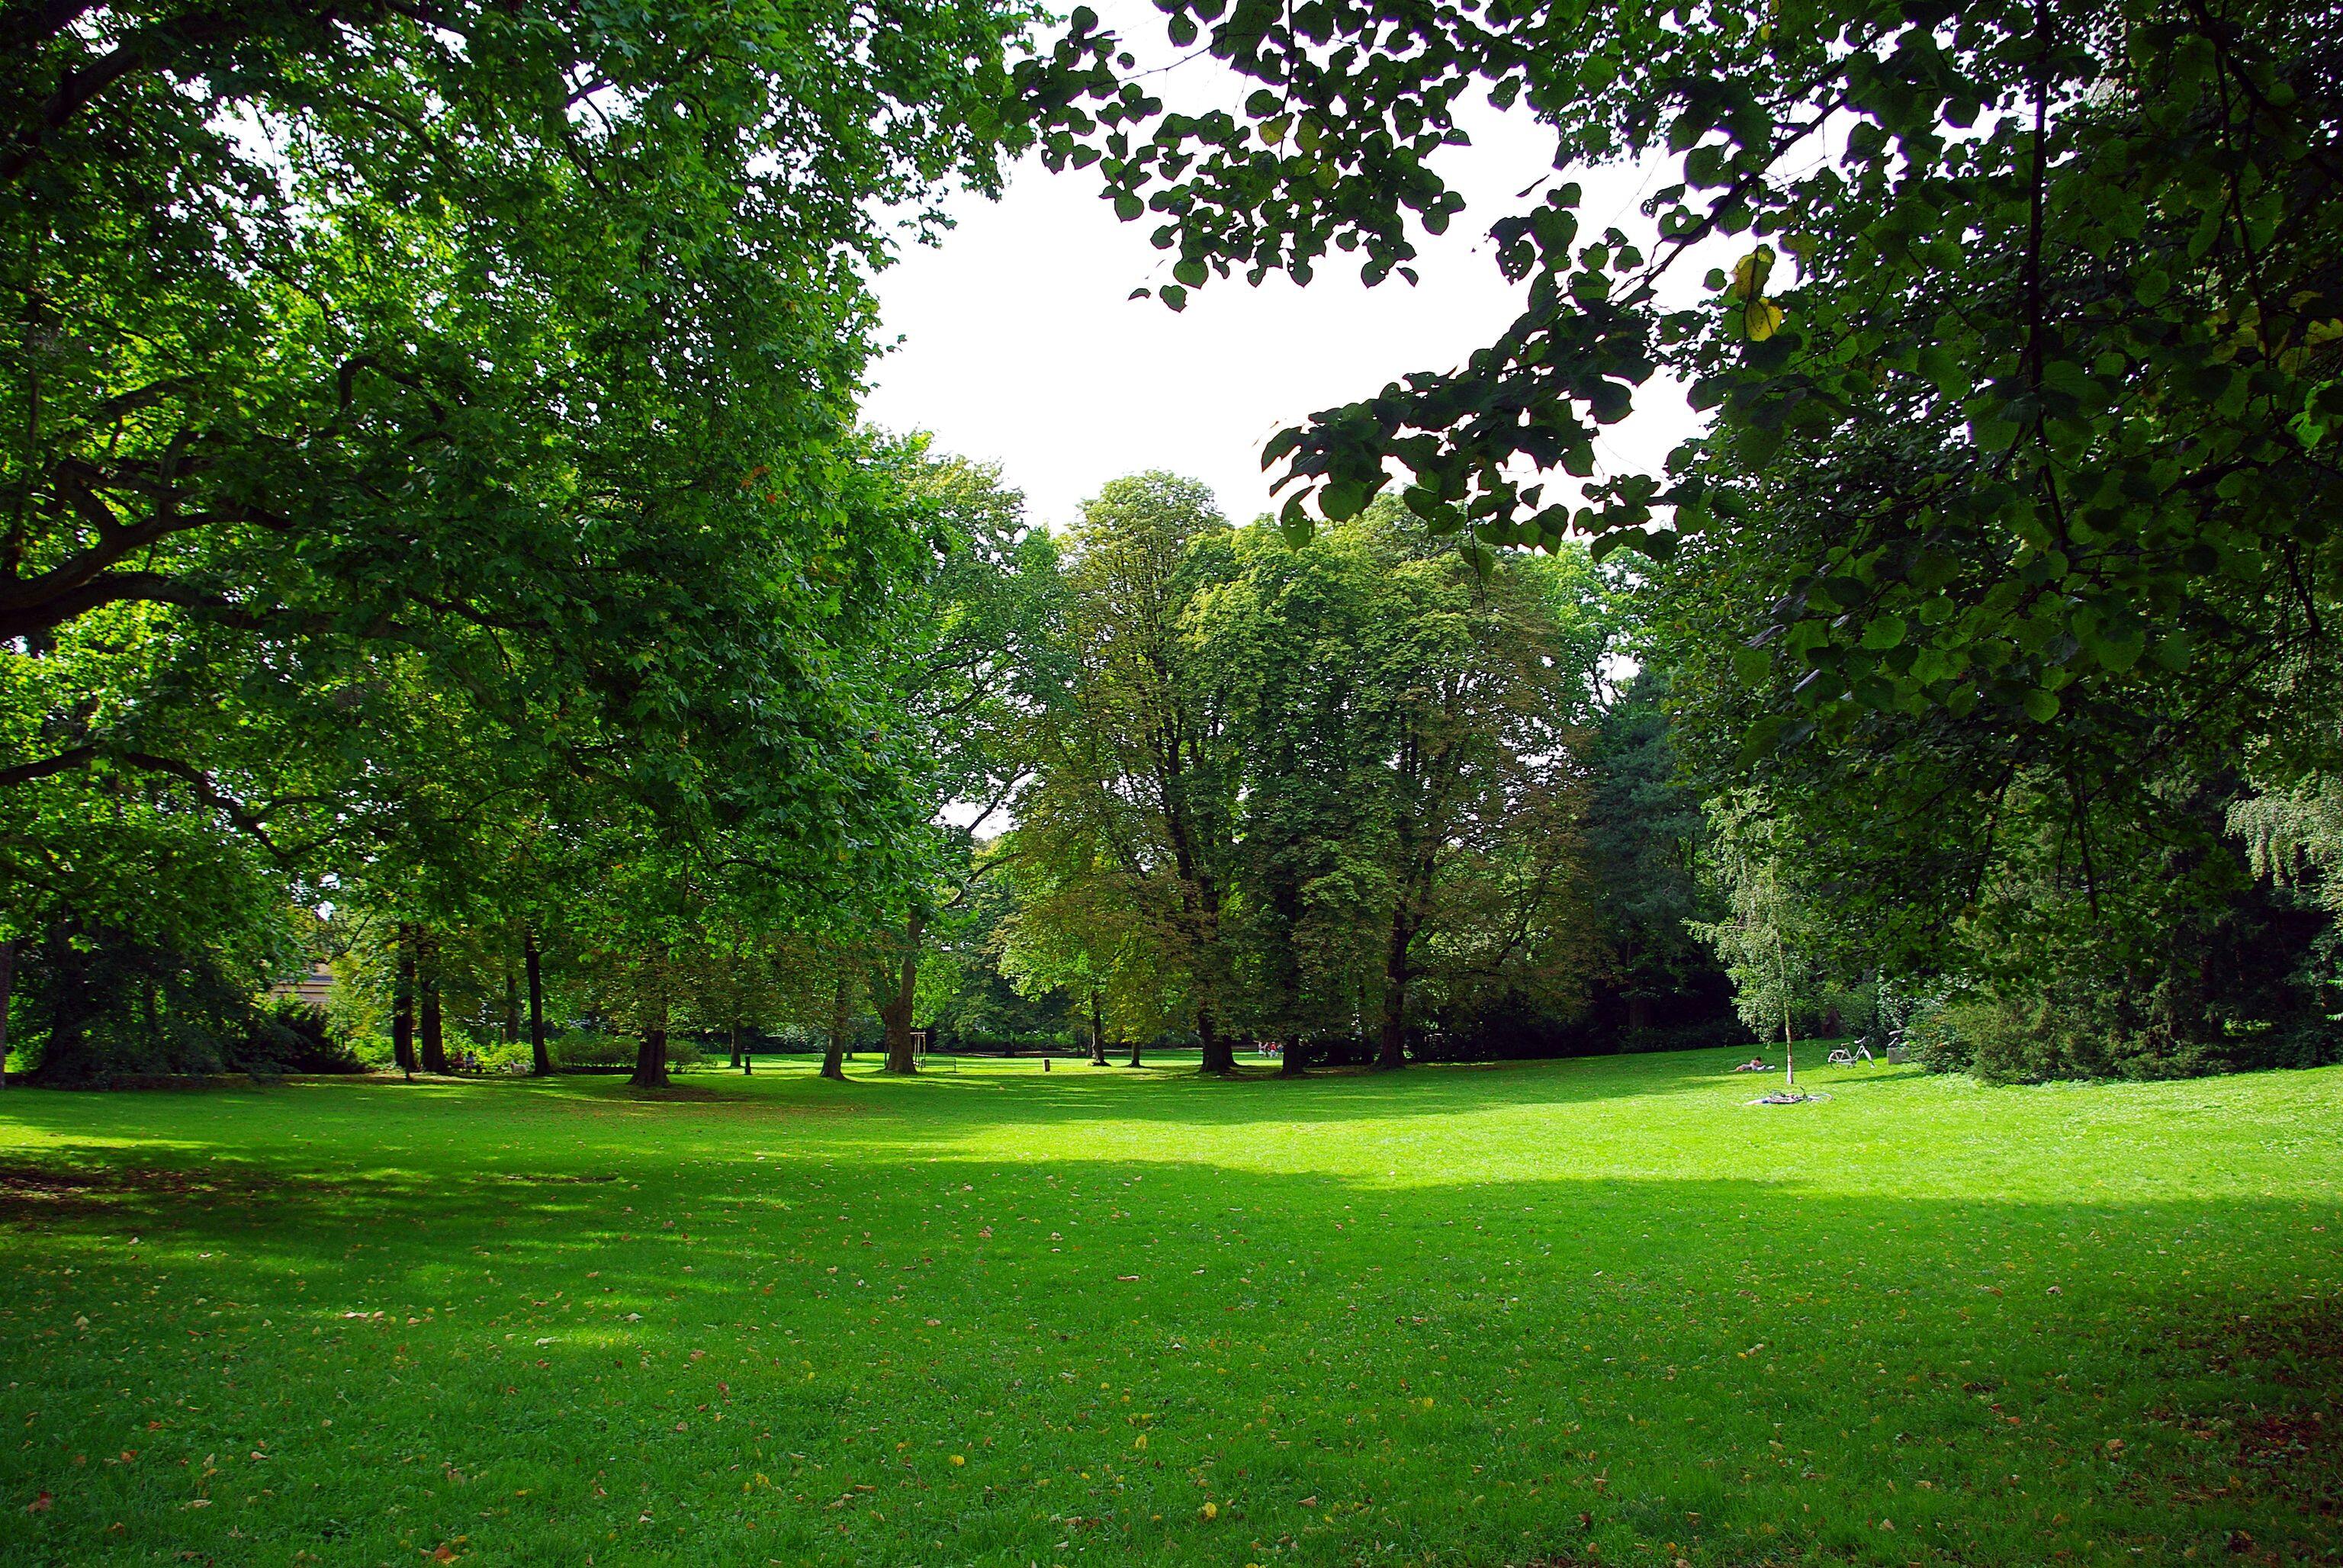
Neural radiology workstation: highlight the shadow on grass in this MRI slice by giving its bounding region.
[2,1139,2340,1566]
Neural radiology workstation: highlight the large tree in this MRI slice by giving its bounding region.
[1013,487,1602,1070]
[1015,0,2341,1070]
[1019,473,1247,1072]
[1188,504,1599,1068]
[855,444,1067,1075]
[2,2,1033,1056]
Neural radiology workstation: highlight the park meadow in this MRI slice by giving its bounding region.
[5,1051,2340,1566]
[8,1,2343,1565]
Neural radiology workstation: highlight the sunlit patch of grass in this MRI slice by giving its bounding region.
[2,1052,2340,1566]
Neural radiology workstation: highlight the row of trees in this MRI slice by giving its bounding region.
[304,472,1722,1082]
[995,476,1609,1072]
[1006,0,2342,1081]
[9,0,2334,1085]
[0,1,1049,1082]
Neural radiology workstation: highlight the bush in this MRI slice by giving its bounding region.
[232,997,365,1075]
[1909,984,2343,1084]
[14,925,371,1081]
[1901,994,1974,1075]
[548,1032,702,1071]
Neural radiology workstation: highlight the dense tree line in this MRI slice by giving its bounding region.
[6,0,2337,1085]
[991,476,1631,1071]
[0,1,1032,1080]
[1012,0,2342,1081]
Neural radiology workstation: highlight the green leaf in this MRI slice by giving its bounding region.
[1857,615,1907,651]
[1319,480,1366,522]
[1737,715,1789,766]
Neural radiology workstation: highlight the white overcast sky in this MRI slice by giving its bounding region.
[862,0,1705,532]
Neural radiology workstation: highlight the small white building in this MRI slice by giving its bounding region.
[268,961,334,1011]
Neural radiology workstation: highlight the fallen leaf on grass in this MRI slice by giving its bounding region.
[26,1491,52,1513]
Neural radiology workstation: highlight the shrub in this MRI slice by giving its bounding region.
[1909,983,2343,1084]
[233,997,365,1075]
[548,1033,702,1071]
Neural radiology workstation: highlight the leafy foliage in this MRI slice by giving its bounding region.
[1020,1,2338,737]
[1008,482,1608,1069]
[1,2,1041,1072]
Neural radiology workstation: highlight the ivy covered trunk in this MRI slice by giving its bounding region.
[821,976,851,1082]
[391,926,418,1075]
[1377,910,1413,1071]
[524,929,550,1077]
[880,913,924,1075]
[0,937,14,1087]
[1197,1004,1235,1075]
[419,933,447,1074]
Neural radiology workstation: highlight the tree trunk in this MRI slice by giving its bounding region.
[880,912,924,1075]
[1127,1035,1142,1068]
[419,933,447,1074]
[1376,911,1412,1071]
[728,1022,743,1069]
[632,1027,670,1088]
[524,928,551,1075]
[1376,992,1407,1070]
[1088,992,1107,1066]
[1278,1034,1308,1078]
[630,970,670,1088]
[1197,1004,1235,1075]
[821,975,850,1081]
[27,937,89,1083]
[0,937,15,1088]
[392,926,418,1075]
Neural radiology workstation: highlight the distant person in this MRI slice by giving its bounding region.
[1731,1057,1769,1072]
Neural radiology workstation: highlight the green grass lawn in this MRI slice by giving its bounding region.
[2,1052,2339,1568]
